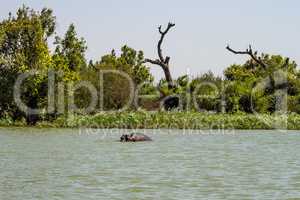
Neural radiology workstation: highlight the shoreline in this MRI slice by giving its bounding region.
[1,112,300,130]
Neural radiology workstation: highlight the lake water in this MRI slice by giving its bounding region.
[0,128,300,200]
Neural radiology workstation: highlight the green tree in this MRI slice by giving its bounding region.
[190,72,223,112]
[78,46,153,110]
[0,5,55,124]
[54,24,87,72]
[224,54,300,113]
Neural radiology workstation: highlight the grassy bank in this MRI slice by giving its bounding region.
[1,112,300,130]
[44,112,300,130]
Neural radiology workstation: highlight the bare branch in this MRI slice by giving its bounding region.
[226,45,250,55]
[165,56,170,65]
[157,22,175,63]
[144,22,175,89]
[226,45,267,69]
[158,25,163,34]
[144,58,162,66]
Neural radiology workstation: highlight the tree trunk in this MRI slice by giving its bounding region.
[163,66,173,89]
[144,22,176,90]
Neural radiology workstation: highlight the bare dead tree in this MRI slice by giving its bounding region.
[226,44,290,69]
[226,44,290,93]
[144,22,175,89]
[226,45,267,69]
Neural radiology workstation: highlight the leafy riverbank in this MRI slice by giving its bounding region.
[2,112,300,130]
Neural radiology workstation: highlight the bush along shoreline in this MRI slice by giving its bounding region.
[2,112,300,130]
[1,6,300,127]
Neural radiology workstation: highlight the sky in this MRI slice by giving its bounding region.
[1,0,300,80]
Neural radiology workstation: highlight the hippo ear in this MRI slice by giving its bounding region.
[120,135,125,141]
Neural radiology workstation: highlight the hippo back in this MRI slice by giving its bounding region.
[132,133,152,141]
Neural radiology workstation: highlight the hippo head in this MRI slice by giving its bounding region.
[120,134,129,142]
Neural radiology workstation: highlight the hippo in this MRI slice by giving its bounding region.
[120,133,152,142]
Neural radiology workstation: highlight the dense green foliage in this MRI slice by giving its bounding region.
[2,112,300,130]
[1,6,300,128]
[0,6,55,123]
[223,55,300,114]
[55,112,296,130]
[79,46,153,110]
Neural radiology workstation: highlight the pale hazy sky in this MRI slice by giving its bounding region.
[1,0,300,80]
